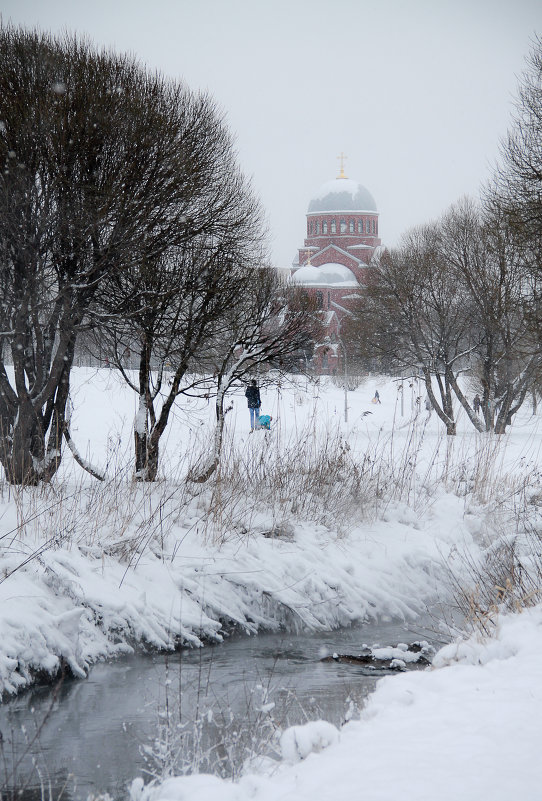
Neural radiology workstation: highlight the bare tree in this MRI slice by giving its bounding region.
[188,270,321,483]
[95,154,266,481]
[440,199,542,434]
[346,225,473,435]
[0,27,261,483]
[491,36,542,247]
[345,37,542,439]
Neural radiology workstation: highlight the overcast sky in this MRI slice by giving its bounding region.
[2,0,541,266]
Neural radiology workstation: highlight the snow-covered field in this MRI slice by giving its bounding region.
[1,367,541,798]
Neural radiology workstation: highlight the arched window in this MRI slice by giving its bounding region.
[322,221,328,234]
[349,220,354,233]
[315,220,320,235]
[331,219,336,234]
[328,291,331,309]
[340,218,346,233]
[372,219,376,234]
[358,219,363,233]
[316,291,324,309]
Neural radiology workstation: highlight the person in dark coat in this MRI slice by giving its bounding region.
[473,394,481,414]
[245,379,261,430]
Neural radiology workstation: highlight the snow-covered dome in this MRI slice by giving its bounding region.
[308,177,377,213]
[292,262,359,288]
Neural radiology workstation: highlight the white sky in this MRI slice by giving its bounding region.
[2,0,541,267]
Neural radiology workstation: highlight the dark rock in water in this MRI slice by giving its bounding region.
[321,641,435,671]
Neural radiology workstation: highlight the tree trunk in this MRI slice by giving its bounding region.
[2,419,42,485]
[133,339,160,481]
[446,369,485,432]
[481,342,494,432]
[134,429,160,481]
[422,368,456,436]
[494,385,528,435]
[445,420,457,435]
[188,388,228,484]
[134,428,149,478]
[0,399,59,485]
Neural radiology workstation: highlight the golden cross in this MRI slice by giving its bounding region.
[337,151,348,179]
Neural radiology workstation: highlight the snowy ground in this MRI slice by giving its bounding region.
[1,368,541,797]
[0,369,483,696]
[136,605,542,801]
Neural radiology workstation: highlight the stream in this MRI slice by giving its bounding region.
[0,618,443,800]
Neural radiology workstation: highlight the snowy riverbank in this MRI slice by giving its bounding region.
[1,367,542,798]
[0,368,496,697]
[0,482,471,696]
[137,603,542,801]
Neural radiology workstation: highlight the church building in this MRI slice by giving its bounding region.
[291,155,382,372]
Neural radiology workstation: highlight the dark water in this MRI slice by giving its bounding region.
[0,619,442,800]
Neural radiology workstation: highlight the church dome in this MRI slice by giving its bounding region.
[291,262,359,288]
[308,177,377,213]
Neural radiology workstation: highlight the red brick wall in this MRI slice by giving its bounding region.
[293,204,380,374]
[299,211,381,272]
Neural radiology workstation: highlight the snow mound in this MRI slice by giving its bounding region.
[280,720,340,763]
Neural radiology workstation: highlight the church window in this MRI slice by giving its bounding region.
[349,220,354,233]
[331,220,336,233]
[340,218,346,233]
[328,291,331,309]
[322,221,328,234]
[316,291,324,309]
[358,219,363,233]
[315,220,320,234]
[372,219,376,233]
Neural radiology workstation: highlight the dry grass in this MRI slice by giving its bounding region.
[2,399,541,636]
[445,527,542,636]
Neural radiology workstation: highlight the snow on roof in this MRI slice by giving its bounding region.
[308,177,378,213]
[292,262,359,288]
[313,177,360,198]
